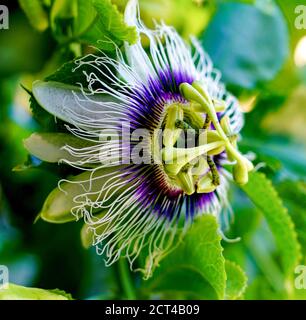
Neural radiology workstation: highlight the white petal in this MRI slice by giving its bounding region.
[23,132,92,164]
[124,0,157,83]
[32,81,125,126]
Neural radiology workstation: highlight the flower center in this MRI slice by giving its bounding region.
[152,81,253,195]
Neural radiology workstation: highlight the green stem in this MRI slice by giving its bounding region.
[118,258,137,300]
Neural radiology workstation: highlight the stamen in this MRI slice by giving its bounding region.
[207,156,220,186]
[150,78,251,196]
[175,119,190,130]
[203,114,211,130]
[179,81,253,185]
[163,104,184,147]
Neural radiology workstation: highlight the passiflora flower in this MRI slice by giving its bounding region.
[26,0,253,278]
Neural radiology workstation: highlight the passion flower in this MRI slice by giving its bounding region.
[26,0,252,278]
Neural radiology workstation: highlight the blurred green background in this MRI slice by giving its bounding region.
[0,0,306,299]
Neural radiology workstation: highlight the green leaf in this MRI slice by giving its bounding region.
[225,260,248,300]
[45,59,85,85]
[201,2,289,89]
[23,132,94,164]
[93,0,137,42]
[144,215,226,299]
[276,180,306,254]
[50,0,78,41]
[73,0,97,36]
[0,283,73,300]
[50,0,137,50]
[241,172,301,277]
[18,0,49,31]
[80,0,137,50]
[245,275,284,300]
[48,288,74,300]
[50,0,97,41]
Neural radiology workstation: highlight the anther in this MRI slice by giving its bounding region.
[207,156,220,186]
[175,119,190,130]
